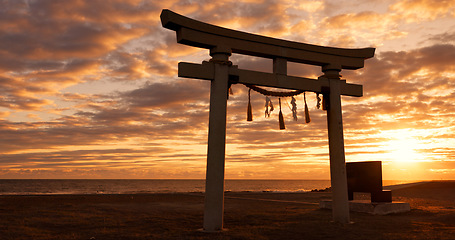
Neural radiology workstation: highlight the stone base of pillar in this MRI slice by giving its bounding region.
[319,200,411,215]
[198,228,229,233]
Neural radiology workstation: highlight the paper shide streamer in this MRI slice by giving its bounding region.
[265,96,274,117]
[291,96,297,121]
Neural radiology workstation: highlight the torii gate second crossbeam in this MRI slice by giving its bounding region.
[161,9,375,232]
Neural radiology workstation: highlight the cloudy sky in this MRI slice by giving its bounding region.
[1,0,454,180]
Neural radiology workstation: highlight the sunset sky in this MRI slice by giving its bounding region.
[1,0,454,180]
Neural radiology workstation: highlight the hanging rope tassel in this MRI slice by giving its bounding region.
[279,98,285,130]
[304,92,311,123]
[322,94,328,110]
[227,84,233,99]
[291,96,297,121]
[247,89,253,121]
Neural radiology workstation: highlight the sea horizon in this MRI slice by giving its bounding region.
[0,179,426,196]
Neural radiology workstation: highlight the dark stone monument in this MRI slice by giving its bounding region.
[321,161,410,214]
[346,161,392,202]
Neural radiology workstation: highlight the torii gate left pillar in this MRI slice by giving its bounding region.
[324,66,350,223]
[203,46,231,231]
[160,9,375,231]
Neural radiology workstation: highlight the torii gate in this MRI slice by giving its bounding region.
[161,9,375,231]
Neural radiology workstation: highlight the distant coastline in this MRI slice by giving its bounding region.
[0,179,427,196]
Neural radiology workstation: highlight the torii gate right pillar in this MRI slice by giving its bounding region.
[323,67,350,223]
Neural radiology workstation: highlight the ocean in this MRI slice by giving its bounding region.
[0,179,406,195]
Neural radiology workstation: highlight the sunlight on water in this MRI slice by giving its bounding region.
[0,179,333,195]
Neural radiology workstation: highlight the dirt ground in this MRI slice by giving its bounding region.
[0,181,454,239]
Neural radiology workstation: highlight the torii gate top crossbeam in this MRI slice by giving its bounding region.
[161,9,375,70]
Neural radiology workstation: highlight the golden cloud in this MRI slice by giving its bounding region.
[1,0,455,179]
[390,0,455,22]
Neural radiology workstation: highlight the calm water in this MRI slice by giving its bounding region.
[0,179,406,195]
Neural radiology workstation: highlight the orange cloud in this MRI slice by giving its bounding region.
[318,11,404,47]
[390,0,455,22]
[1,0,454,179]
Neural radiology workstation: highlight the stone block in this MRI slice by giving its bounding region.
[320,200,410,215]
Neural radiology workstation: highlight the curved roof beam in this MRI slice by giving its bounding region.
[161,9,375,70]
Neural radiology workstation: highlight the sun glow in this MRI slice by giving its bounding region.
[381,129,426,164]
